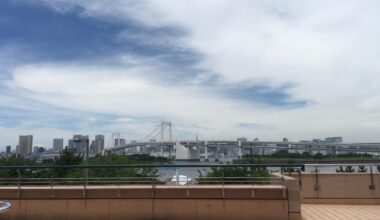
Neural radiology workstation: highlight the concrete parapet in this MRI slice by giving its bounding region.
[0,185,290,220]
[297,173,380,205]
[270,173,301,220]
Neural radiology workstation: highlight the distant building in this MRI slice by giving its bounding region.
[18,135,33,156]
[68,139,74,149]
[6,146,11,154]
[53,138,64,152]
[115,138,126,147]
[325,137,343,143]
[90,135,104,154]
[72,135,89,154]
[120,139,126,146]
[33,146,39,155]
[237,137,248,142]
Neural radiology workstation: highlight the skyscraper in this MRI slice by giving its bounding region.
[90,135,105,154]
[18,135,33,155]
[72,135,89,154]
[6,146,11,154]
[53,138,64,152]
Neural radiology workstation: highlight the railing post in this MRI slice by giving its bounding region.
[298,169,302,188]
[314,166,320,193]
[117,176,121,198]
[151,174,155,198]
[369,166,375,190]
[50,176,54,198]
[83,169,87,198]
[222,167,225,198]
[281,175,286,199]
[17,169,21,199]
[175,168,180,186]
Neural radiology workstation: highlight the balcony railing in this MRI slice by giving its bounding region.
[0,164,304,187]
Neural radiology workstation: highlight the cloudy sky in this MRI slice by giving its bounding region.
[1,0,380,148]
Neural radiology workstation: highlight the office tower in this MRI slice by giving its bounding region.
[6,146,11,154]
[72,135,89,154]
[18,135,33,156]
[53,138,64,152]
[90,135,105,154]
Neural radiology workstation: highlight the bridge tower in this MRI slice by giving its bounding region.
[160,121,172,142]
[111,132,121,147]
[159,121,172,156]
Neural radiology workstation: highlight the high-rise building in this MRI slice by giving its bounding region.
[53,138,64,152]
[91,135,105,154]
[72,135,89,154]
[6,146,11,154]
[18,135,33,155]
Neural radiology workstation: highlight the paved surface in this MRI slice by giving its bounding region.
[302,204,380,220]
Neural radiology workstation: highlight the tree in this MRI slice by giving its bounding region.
[197,166,268,184]
[54,148,83,178]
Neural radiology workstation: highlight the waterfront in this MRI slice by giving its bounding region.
[158,161,380,181]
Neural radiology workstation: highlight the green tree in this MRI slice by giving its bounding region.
[197,166,268,184]
[54,148,83,178]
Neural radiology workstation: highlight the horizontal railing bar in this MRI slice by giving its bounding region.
[305,163,380,166]
[0,164,305,170]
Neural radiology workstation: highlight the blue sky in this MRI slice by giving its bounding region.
[1,0,380,148]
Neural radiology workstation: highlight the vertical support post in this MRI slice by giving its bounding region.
[169,122,172,142]
[151,173,156,198]
[117,176,121,198]
[17,169,21,199]
[50,176,54,198]
[85,139,89,186]
[160,122,164,157]
[176,168,180,185]
[160,122,164,142]
[314,166,320,193]
[370,166,375,190]
[222,167,225,198]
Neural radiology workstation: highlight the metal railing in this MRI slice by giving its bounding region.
[300,163,380,194]
[0,176,283,186]
[0,164,304,187]
[304,163,380,173]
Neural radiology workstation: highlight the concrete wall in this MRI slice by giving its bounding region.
[0,185,289,220]
[270,173,301,220]
[297,173,380,204]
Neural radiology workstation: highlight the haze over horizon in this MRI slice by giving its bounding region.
[1,0,380,148]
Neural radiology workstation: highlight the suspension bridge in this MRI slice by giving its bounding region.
[105,121,380,161]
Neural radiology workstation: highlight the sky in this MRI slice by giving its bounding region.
[1,0,380,149]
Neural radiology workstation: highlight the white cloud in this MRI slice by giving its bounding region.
[2,0,380,147]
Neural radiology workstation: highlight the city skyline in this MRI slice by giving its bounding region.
[1,1,380,147]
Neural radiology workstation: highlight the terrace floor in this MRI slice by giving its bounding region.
[302,204,380,220]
